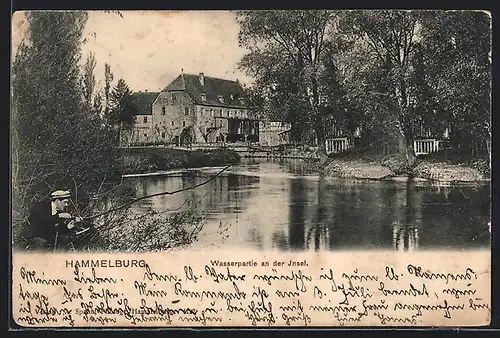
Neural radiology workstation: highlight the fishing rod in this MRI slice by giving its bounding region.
[50,165,232,252]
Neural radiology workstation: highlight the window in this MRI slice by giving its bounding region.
[183,121,186,127]
[230,94,234,100]
[161,132,166,138]
[185,107,189,116]
[171,121,174,126]
[201,93,207,101]
[143,133,147,138]
[218,95,224,103]
[211,109,214,117]
[171,93,177,104]
[162,106,166,115]
[143,116,148,123]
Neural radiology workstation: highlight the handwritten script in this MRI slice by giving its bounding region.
[12,251,490,327]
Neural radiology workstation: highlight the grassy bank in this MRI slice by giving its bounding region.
[317,149,490,182]
[413,150,490,182]
[120,147,241,174]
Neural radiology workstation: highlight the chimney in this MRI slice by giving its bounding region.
[199,73,205,86]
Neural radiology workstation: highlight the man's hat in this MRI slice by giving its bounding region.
[50,190,71,200]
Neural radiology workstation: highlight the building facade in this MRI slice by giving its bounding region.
[259,121,292,146]
[119,91,158,146]
[152,72,259,145]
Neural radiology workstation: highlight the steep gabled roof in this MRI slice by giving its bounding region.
[163,74,247,109]
[131,91,159,115]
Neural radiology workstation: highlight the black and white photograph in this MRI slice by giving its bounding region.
[11,10,491,254]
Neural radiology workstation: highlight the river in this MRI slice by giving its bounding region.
[125,158,490,251]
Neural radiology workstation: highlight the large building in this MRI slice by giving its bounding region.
[153,72,259,145]
[120,91,158,145]
[121,72,260,146]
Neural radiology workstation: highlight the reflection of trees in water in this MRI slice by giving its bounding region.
[130,166,490,251]
[278,176,487,251]
[247,227,264,250]
[418,183,490,248]
[392,180,421,251]
[309,180,389,250]
[288,178,307,250]
[307,176,330,251]
[272,231,289,250]
[287,177,425,251]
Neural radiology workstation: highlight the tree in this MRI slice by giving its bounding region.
[339,10,424,167]
[12,11,121,247]
[104,63,114,122]
[237,10,337,156]
[329,16,405,154]
[417,11,491,158]
[109,78,137,127]
[337,10,491,166]
[82,51,104,116]
[82,52,96,110]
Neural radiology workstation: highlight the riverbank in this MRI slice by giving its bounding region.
[120,147,240,174]
[316,150,490,182]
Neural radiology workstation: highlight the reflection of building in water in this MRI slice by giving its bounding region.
[187,173,259,215]
[131,173,259,217]
[428,181,453,200]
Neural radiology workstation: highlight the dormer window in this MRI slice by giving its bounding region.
[230,94,234,100]
[218,95,224,103]
[201,93,207,101]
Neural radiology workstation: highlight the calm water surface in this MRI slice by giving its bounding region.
[126,158,491,251]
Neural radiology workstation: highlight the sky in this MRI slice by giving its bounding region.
[11,10,253,92]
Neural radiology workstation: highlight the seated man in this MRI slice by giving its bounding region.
[28,190,83,251]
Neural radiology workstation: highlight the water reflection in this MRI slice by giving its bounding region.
[127,159,490,251]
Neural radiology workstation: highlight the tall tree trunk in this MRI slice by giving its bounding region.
[402,115,416,167]
[486,128,491,171]
[310,75,327,159]
[396,81,416,170]
[314,113,327,161]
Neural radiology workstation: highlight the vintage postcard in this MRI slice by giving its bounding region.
[10,10,492,328]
